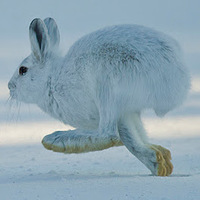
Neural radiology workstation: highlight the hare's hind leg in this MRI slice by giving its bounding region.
[118,112,173,176]
[42,129,122,154]
[42,109,123,153]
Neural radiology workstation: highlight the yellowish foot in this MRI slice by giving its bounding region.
[150,144,173,176]
[42,132,123,154]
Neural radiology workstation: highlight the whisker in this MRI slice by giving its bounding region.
[27,104,31,121]
[6,96,11,105]
[5,96,13,123]
[16,101,22,122]
[6,97,19,123]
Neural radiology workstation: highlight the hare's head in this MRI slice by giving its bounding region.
[8,18,60,104]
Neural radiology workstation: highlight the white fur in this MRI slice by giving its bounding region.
[8,18,190,175]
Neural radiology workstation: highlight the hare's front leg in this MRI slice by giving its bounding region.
[118,113,173,176]
[133,112,173,176]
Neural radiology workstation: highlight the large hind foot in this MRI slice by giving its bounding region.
[42,130,122,154]
[150,144,173,176]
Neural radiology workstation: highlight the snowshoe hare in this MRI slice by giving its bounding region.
[8,18,190,176]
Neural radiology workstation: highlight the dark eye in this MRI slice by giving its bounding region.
[19,66,28,76]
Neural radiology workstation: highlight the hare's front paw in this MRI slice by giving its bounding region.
[150,144,173,176]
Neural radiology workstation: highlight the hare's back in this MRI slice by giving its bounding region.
[66,24,181,64]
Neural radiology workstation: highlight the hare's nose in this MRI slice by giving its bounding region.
[8,81,16,90]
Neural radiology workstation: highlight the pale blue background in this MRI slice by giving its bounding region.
[0,0,200,81]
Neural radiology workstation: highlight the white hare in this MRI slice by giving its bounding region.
[8,18,190,176]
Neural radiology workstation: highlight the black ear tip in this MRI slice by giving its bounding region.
[45,17,54,20]
[44,17,56,24]
[29,18,42,29]
[30,18,41,24]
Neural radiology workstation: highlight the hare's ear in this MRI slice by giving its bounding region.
[29,18,50,61]
[44,18,60,49]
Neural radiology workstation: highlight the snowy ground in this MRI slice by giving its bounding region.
[1,1,200,199]
[0,138,200,200]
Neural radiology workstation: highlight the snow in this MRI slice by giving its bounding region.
[1,0,200,199]
[1,133,200,200]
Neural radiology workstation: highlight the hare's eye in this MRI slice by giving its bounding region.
[19,66,28,76]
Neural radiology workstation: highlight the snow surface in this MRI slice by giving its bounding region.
[1,0,200,199]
